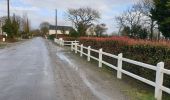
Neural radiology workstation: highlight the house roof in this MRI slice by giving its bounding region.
[49,25,73,30]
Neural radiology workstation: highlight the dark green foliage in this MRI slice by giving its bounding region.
[131,25,149,39]
[2,19,13,38]
[79,39,170,88]
[121,25,149,39]
[2,16,20,39]
[69,29,79,37]
[121,26,131,36]
[48,34,56,40]
[12,16,20,37]
[151,0,170,38]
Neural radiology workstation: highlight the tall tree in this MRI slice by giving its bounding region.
[2,19,13,38]
[66,7,100,36]
[151,0,170,38]
[95,24,107,37]
[12,14,20,37]
[2,15,20,38]
[39,22,49,36]
[115,4,144,38]
[116,0,159,39]
[140,0,157,39]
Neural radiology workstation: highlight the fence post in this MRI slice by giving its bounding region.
[71,42,73,51]
[117,53,123,79]
[2,38,5,42]
[155,62,164,100]
[75,43,78,53]
[98,48,103,67]
[87,46,91,61]
[60,38,64,46]
[54,38,56,43]
[80,44,83,57]
[56,39,58,44]
[59,38,62,46]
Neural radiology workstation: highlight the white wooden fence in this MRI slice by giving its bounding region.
[54,38,79,46]
[54,38,170,100]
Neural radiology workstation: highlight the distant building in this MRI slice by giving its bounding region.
[48,25,73,35]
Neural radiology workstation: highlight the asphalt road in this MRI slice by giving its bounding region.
[0,38,57,100]
[0,37,130,100]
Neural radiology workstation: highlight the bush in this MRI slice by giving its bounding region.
[69,29,79,37]
[48,34,56,40]
[78,36,170,88]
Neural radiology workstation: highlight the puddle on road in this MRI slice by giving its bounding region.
[57,52,78,71]
[57,52,112,100]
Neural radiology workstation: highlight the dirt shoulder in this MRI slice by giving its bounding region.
[47,40,132,100]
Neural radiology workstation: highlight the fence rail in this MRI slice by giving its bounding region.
[54,38,79,46]
[54,38,170,100]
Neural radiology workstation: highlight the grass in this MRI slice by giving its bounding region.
[0,43,6,49]
[68,47,170,100]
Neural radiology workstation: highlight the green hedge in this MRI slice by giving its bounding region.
[79,38,170,88]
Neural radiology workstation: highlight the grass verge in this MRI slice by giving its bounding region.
[69,48,170,100]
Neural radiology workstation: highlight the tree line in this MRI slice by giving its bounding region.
[37,0,170,39]
[1,14,31,40]
[116,0,170,39]
[64,0,170,39]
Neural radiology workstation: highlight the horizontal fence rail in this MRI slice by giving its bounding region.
[54,38,79,46]
[54,38,170,100]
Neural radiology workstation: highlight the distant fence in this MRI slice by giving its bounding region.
[54,38,170,100]
[54,38,79,46]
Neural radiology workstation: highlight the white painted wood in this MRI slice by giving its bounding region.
[87,46,91,61]
[161,86,170,94]
[102,52,118,59]
[122,58,157,71]
[155,62,164,100]
[75,43,78,54]
[56,39,170,100]
[99,48,103,67]
[90,55,99,61]
[80,44,83,57]
[71,42,73,51]
[2,38,5,42]
[162,69,170,75]
[121,69,156,87]
[117,53,123,79]
[102,60,118,70]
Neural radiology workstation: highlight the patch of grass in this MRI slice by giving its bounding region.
[68,47,170,100]
[0,43,6,49]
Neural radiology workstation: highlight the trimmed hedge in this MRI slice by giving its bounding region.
[78,37,170,88]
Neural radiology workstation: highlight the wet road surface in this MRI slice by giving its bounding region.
[0,38,130,100]
[0,38,57,100]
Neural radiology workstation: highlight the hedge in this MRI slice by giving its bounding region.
[78,37,170,88]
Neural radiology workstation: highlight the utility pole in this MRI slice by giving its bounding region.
[7,0,10,19]
[55,9,58,38]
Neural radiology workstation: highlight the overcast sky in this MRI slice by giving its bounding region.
[0,0,138,34]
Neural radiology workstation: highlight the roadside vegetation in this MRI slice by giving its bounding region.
[55,0,170,99]
[59,36,170,99]
[0,14,36,42]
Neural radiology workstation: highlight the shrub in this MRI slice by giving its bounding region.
[48,34,56,40]
[69,29,79,37]
[78,36,170,88]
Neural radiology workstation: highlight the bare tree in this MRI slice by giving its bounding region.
[95,23,108,37]
[115,4,143,37]
[66,7,100,36]
[140,0,157,39]
[115,0,157,39]
[39,22,49,36]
